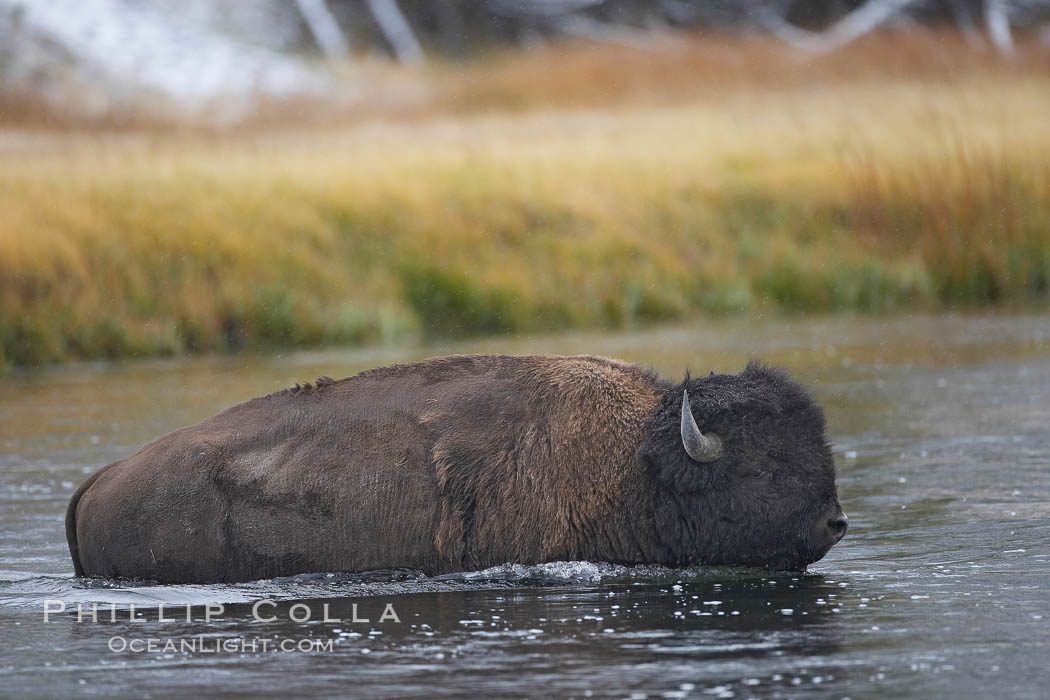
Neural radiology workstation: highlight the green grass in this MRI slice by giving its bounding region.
[1,38,1049,369]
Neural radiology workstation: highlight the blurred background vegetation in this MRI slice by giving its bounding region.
[1,0,1049,370]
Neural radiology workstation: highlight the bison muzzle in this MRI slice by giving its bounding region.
[66,354,847,583]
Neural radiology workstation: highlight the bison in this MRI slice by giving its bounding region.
[66,354,847,584]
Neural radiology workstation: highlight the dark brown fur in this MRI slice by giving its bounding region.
[67,354,844,583]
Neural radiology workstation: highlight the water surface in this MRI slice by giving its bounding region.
[2,313,1048,698]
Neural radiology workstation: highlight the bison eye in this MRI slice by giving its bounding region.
[742,468,766,480]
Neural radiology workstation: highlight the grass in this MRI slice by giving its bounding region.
[1,33,1049,369]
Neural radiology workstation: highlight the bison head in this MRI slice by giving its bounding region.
[638,361,846,571]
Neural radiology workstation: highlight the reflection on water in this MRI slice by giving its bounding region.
[1,313,1049,698]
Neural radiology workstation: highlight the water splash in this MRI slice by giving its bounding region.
[0,561,768,611]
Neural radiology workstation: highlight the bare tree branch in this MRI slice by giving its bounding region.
[295,0,350,60]
[984,0,1016,55]
[366,0,424,65]
[756,0,923,53]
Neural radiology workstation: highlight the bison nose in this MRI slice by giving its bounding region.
[827,513,849,543]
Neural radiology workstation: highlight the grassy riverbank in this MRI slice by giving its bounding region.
[2,35,1049,369]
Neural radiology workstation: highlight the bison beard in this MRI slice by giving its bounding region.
[66,355,846,584]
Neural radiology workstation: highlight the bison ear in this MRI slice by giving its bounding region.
[681,390,723,463]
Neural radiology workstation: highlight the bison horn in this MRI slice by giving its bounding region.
[680,390,722,463]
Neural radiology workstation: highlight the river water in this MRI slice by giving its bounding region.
[1,313,1048,699]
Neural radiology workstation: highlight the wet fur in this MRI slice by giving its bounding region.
[67,354,840,583]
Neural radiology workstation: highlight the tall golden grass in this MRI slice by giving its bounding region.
[1,33,1048,368]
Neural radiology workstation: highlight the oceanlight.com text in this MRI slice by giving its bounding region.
[107,636,336,653]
